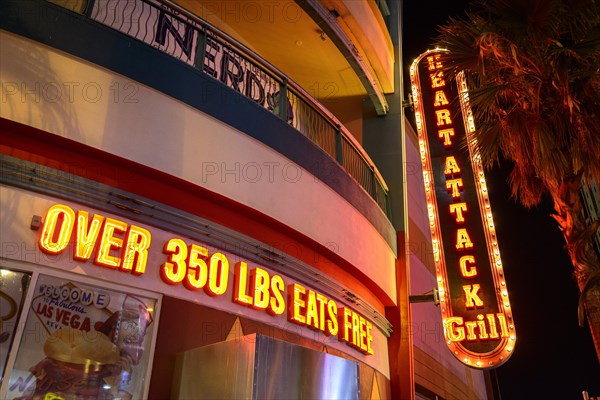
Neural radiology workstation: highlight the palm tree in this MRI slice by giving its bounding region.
[435,0,600,361]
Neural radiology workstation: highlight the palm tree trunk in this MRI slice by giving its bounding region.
[551,175,600,364]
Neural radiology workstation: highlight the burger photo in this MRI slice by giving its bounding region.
[26,327,120,399]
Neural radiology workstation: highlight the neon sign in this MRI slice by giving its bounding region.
[37,203,374,355]
[410,49,516,368]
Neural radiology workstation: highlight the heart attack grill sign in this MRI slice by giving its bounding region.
[410,49,516,369]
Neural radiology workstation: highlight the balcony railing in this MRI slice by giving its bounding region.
[63,0,391,218]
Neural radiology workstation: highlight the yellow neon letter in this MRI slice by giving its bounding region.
[184,244,208,290]
[456,228,474,249]
[366,321,374,355]
[446,178,463,198]
[326,300,338,336]
[305,290,319,329]
[206,253,229,296]
[476,314,489,339]
[435,109,452,126]
[449,203,468,223]
[426,54,442,71]
[352,311,361,347]
[289,283,306,324]
[463,284,484,308]
[95,218,127,268]
[438,128,455,146]
[459,255,478,278]
[359,316,368,352]
[316,293,328,331]
[74,210,103,261]
[487,313,500,339]
[430,71,445,88]
[121,225,151,275]
[39,204,75,254]
[445,317,465,341]
[444,156,461,175]
[465,321,478,340]
[497,313,510,338]
[251,267,270,309]
[233,261,253,305]
[433,90,449,107]
[339,307,353,343]
[161,238,187,284]
[268,275,285,315]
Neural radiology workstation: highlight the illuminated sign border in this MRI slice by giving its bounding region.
[410,49,516,369]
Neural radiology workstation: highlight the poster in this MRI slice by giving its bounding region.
[0,269,31,380]
[6,275,156,400]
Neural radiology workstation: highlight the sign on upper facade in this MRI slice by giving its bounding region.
[36,203,374,355]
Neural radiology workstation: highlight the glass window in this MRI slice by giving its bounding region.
[0,269,31,381]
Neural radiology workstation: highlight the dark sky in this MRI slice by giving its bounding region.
[401,1,600,398]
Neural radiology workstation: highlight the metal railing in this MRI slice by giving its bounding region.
[74,0,391,218]
[375,0,391,16]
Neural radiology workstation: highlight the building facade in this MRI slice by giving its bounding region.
[1,0,490,398]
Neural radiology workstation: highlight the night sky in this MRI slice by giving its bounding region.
[402,1,600,398]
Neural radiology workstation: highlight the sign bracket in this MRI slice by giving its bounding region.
[409,288,439,305]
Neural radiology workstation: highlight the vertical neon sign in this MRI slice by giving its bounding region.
[410,49,516,368]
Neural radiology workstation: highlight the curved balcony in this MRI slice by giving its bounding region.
[0,0,399,382]
[1,0,397,301]
[53,0,391,219]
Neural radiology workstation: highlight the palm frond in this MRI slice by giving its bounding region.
[436,0,600,207]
